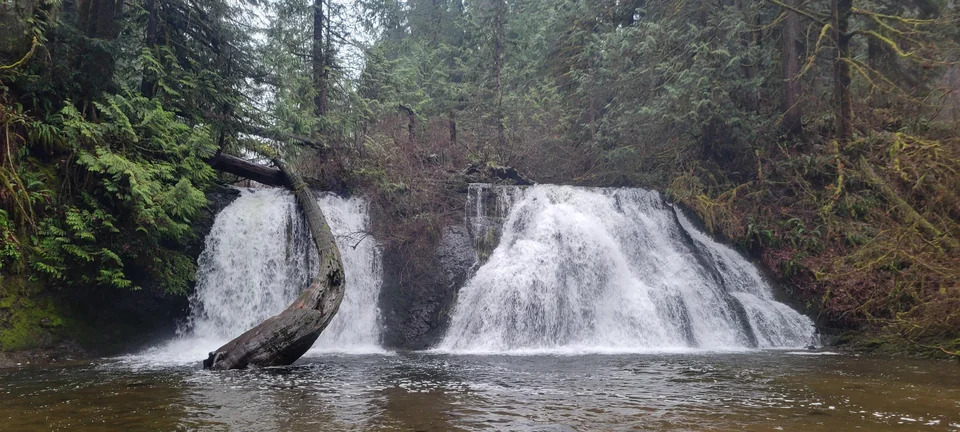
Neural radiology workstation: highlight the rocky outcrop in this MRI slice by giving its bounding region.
[375,165,534,350]
[380,226,477,349]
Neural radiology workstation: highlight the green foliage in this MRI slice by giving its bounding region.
[0,210,20,270]
[0,0,957,352]
[25,94,216,292]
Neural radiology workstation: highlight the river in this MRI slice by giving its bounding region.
[2,351,959,431]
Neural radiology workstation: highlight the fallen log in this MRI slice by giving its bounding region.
[206,152,328,189]
[206,153,285,186]
[203,148,345,370]
[859,157,960,254]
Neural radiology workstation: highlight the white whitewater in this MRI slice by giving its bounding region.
[137,188,384,365]
[438,184,816,354]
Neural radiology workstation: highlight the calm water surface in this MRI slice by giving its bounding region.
[2,352,959,431]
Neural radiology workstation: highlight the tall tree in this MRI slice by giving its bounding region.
[140,0,160,97]
[493,0,506,155]
[768,0,952,141]
[313,0,328,116]
[832,0,853,140]
[781,0,803,134]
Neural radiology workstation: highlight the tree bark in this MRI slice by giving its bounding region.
[323,0,333,112]
[832,0,853,141]
[449,112,458,147]
[204,150,345,370]
[493,0,506,155]
[95,0,119,39]
[206,153,286,186]
[781,0,803,135]
[141,0,160,98]
[399,104,416,144]
[313,0,328,116]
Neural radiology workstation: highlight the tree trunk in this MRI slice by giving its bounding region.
[77,0,94,35]
[204,151,345,370]
[94,0,118,39]
[323,0,333,112]
[449,112,458,147]
[206,153,286,186]
[141,0,160,98]
[78,0,119,39]
[832,0,853,141]
[493,0,506,156]
[399,104,416,144]
[313,0,328,116]
[781,0,802,135]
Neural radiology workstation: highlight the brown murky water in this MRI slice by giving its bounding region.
[1,352,959,431]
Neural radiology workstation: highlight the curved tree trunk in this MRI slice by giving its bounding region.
[780,0,802,135]
[203,152,345,370]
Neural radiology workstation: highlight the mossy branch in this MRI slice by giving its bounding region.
[851,8,942,27]
[796,23,833,81]
[859,157,960,255]
[764,0,829,27]
[0,37,39,70]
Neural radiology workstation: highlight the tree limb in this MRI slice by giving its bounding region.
[859,157,960,254]
[203,111,327,150]
[765,0,829,27]
[206,152,285,186]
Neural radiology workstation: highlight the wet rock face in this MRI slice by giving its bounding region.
[437,226,478,290]
[379,226,477,350]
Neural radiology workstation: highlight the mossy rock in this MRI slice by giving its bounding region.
[0,276,67,351]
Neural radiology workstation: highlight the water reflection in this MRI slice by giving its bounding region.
[0,364,197,431]
[1,352,959,431]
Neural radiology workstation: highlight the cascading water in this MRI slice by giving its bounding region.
[141,187,384,364]
[187,188,314,340]
[437,184,816,354]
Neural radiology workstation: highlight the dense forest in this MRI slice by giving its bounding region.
[1,0,959,357]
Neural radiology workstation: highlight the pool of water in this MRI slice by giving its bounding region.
[2,352,959,431]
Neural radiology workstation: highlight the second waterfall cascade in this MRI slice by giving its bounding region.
[437,184,817,354]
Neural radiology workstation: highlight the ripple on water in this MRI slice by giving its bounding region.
[1,352,960,431]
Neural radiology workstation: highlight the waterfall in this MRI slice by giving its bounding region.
[437,184,816,354]
[142,187,384,364]
[187,188,314,339]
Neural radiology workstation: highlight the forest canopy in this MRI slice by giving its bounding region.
[1,0,959,354]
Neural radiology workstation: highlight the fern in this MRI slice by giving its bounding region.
[20,93,217,293]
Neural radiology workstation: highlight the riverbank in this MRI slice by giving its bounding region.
[0,341,87,369]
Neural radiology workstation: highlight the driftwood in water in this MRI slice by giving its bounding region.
[203,150,345,370]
